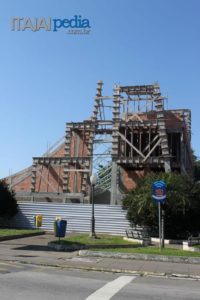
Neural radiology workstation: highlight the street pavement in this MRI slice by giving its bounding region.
[0,233,200,279]
[0,234,200,299]
[0,265,200,300]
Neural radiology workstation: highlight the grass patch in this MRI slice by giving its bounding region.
[64,234,134,245]
[193,244,200,248]
[92,246,200,257]
[59,233,139,249]
[0,228,41,237]
[58,234,200,257]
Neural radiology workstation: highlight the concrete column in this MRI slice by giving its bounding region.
[110,161,118,205]
[164,160,171,173]
[180,131,186,173]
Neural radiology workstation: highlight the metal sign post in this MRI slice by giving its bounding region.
[161,207,165,248]
[158,202,162,250]
[152,181,167,250]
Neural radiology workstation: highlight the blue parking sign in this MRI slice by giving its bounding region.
[152,181,166,203]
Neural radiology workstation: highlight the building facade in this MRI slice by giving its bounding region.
[7,81,192,204]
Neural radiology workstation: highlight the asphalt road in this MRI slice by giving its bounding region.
[0,263,199,300]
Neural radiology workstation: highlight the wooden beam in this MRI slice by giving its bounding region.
[63,169,90,172]
[142,138,161,162]
[57,163,61,193]
[37,169,58,193]
[142,134,159,154]
[117,132,145,158]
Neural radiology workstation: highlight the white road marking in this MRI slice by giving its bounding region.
[85,275,136,300]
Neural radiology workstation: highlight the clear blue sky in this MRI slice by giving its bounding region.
[0,0,199,178]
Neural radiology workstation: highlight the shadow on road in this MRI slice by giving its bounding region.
[13,245,52,251]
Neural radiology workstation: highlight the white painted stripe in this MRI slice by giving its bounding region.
[85,276,136,300]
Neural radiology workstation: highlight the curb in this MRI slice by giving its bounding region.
[0,231,46,242]
[3,258,200,281]
[47,242,200,264]
[78,250,200,264]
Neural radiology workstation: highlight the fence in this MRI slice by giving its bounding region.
[10,202,131,235]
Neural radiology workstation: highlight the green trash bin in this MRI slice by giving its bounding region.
[54,220,59,237]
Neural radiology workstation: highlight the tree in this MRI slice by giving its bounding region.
[122,172,200,239]
[0,180,18,224]
[193,158,200,182]
[192,150,200,182]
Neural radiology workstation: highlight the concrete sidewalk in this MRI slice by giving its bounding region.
[0,233,199,279]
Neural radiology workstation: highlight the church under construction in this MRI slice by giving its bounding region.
[7,81,192,205]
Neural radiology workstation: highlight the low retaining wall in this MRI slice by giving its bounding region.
[123,237,151,246]
[0,231,45,242]
[151,237,183,245]
[79,250,200,264]
[183,241,200,252]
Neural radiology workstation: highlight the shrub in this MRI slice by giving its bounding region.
[122,172,200,239]
[0,180,18,224]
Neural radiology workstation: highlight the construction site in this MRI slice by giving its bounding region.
[7,81,192,205]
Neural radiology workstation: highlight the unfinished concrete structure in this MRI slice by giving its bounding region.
[8,81,192,204]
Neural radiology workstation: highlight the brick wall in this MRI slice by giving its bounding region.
[10,144,65,193]
[120,168,149,191]
[8,111,190,195]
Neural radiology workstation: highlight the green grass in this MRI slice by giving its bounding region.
[58,233,200,257]
[92,246,200,257]
[0,228,41,237]
[63,234,135,245]
[193,244,200,248]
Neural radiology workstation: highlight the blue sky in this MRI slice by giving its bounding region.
[0,0,199,178]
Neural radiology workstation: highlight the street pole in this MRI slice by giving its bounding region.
[158,202,162,250]
[91,184,96,238]
[152,180,166,251]
[90,174,97,239]
[161,207,165,248]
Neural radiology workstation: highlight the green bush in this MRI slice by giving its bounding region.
[0,180,18,224]
[122,172,200,239]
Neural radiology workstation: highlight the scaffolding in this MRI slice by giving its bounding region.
[11,81,192,204]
